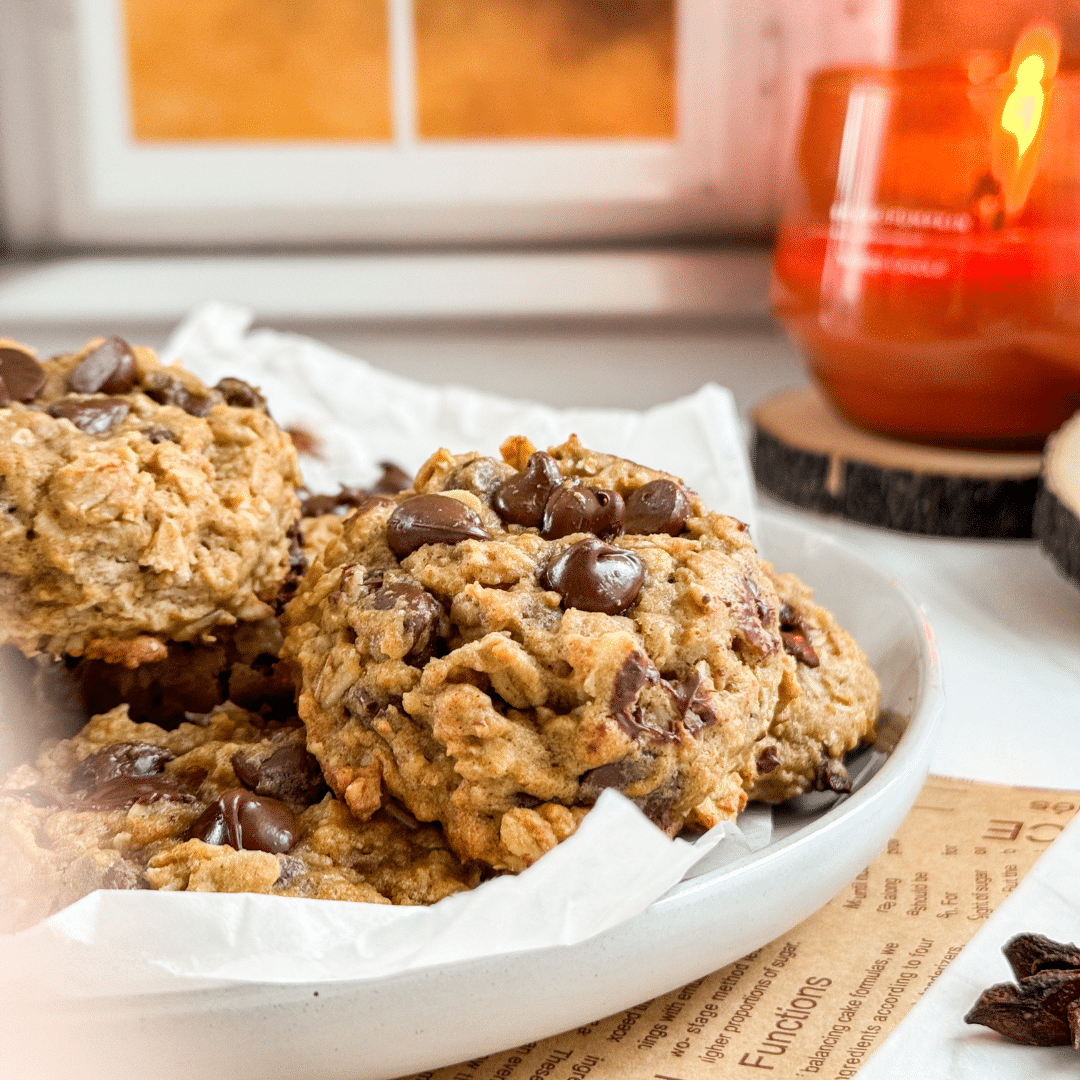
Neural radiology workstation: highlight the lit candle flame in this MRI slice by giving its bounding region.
[990,23,1060,217]
[1002,53,1045,159]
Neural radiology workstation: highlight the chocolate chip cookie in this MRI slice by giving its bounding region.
[284,436,788,871]
[743,568,880,803]
[0,702,482,932]
[0,338,302,658]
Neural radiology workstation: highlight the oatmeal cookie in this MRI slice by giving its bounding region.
[284,436,787,871]
[0,337,302,658]
[743,568,880,803]
[0,703,481,932]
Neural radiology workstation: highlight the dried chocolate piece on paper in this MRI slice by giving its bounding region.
[965,969,1080,1047]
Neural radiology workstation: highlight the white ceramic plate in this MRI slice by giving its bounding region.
[6,513,944,1080]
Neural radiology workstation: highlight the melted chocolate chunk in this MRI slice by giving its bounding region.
[780,601,820,668]
[578,756,658,801]
[188,788,298,853]
[47,397,130,435]
[638,783,680,834]
[67,338,136,395]
[755,744,781,774]
[372,582,444,661]
[608,651,675,742]
[144,426,178,444]
[80,775,195,812]
[386,494,491,558]
[214,377,267,411]
[492,451,562,528]
[372,462,412,495]
[664,671,717,734]
[623,479,691,536]
[541,538,644,616]
[0,347,46,406]
[232,744,325,805]
[142,371,220,417]
[541,484,624,540]
[342,684,381,723]
[71,742,174,790]
[966,968,1080,1047]
[733,578,778,658]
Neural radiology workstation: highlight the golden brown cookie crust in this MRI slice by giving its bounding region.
[0,340,302,657]
[284,438,786,871]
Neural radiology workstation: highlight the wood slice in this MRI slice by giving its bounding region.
[751,387,1042,538]
[1034,410,1080,589]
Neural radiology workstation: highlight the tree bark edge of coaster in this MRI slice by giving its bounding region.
[751,387,1042,539]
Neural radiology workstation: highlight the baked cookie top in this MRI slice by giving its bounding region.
[284,436,787,871]
[0,338,302,659]
[0,703,481,933]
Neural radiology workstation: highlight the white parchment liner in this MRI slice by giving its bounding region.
[0,303,769,1001]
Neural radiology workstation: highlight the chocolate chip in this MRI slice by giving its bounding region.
[780,601,820,667]
[541,484,625,540]
[286,427,321,456]
[386,494,491,558]
[0,347,46,405]
[372,582,444,661]
[188,788,298,853]
[541,538,644,615]
[67,338,137,395]
[47,397,130,435]
[274,521,306,613]
[577,758,660,801]
[492,451,562,528]
[756,745,781,774]
[300,485,370,517]
[144,426,178,444]
[372,462,412,496]
[142,371,220,417]
[214,377,266,411]
[342,685,381,722]
[70,742,174,790]
[623,479,691,536]
[232,744,326,805]
[1005,934,1080,980]
[80,775,195,812]
[966,968,1080,1046]
[638,783,680,833]
[815,756,852,794]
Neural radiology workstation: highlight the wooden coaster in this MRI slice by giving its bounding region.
[751,387,1042,537]
[1034,409,1080,587]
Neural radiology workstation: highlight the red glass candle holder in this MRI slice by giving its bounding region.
[772,45,1080,450]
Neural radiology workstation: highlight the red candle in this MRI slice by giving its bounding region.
[772,27,1080,450]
